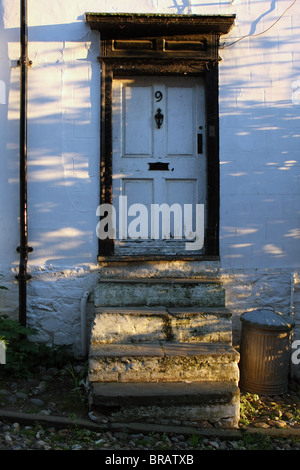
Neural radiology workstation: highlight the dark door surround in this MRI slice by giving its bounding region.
[85,13,235,260]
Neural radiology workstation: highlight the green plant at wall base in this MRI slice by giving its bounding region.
[0,314,38,376]
[64,363,88,405]
[0,314,72,378]
[239,393,261,426]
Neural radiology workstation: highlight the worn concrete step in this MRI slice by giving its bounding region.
[89,381,240,428]
[88,342,240,384]
[94,278,225,308]
[90,307,233,344]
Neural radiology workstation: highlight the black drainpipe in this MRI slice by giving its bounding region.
[16,0,32,327]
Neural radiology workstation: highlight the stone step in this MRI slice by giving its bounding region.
[88,342,240,384]
[89,381,240,428]
[94,278,225,308]
[90,307,233,344]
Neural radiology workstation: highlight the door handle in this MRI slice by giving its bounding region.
[197,134,203,154]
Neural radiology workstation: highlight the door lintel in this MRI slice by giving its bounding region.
[85,13,235,38]
[86,13,235,64]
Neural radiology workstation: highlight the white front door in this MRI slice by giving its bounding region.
[112,76,207,256]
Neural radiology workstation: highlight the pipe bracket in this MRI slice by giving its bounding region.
[15,273,32,281]
[17,246,33,254]
[18,57,33,67]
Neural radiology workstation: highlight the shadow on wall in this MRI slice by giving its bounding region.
[0,4,20,266]
[219,28,300,267]
[169,0,235,12]
[3,20,100,267]
[169,0,192,13]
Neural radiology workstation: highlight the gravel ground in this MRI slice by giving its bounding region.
[0,362,300,451]
[1,421,300,451]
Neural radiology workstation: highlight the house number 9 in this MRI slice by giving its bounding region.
[155,91,163,102]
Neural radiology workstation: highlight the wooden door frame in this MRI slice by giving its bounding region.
[85,13,235,260]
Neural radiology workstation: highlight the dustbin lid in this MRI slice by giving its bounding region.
[241,308,295,330]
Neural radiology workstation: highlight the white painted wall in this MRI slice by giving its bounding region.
[0,1,299,371]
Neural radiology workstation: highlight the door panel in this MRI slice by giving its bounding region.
[122,179,153,240]
[112,76,206,255]
[166,87,195,156]
[123,85,153,156]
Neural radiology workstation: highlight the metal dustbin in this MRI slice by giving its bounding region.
[239,308,295,395]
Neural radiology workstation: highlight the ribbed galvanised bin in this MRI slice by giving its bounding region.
[239,309,294,395]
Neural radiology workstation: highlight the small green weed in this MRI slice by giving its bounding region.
[64,363,88,407]
[242,432,272,450]
[239,393,262,426]
[156,433,172,450]
[189,434,202,447]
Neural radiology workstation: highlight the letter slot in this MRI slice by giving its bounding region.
[148,162,169,171]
